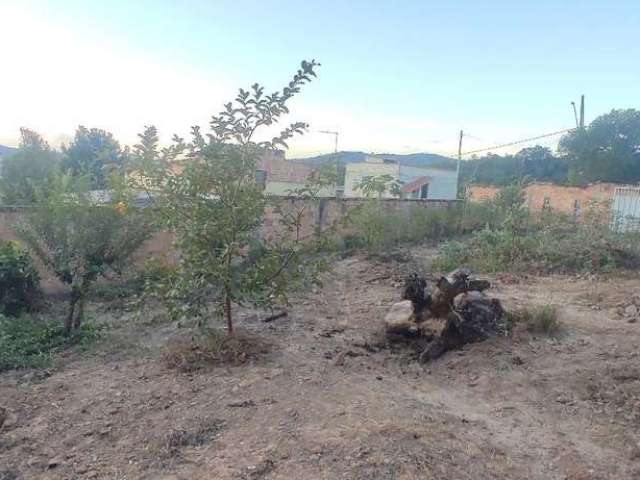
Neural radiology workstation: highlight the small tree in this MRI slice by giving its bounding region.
[132,60,329,333]
[18,174,152,335]
[355,174,402,199]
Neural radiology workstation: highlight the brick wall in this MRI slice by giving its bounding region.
[258,150,314,183]
[466,182,622,216]
[466,185,500,202]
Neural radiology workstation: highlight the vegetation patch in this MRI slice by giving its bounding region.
[0,240,40,316]
[435,186,640,274]
[505,305,560,337]
[0,314,101,371]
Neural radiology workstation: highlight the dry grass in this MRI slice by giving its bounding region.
[506,304,560,337]
[163,328,270,372]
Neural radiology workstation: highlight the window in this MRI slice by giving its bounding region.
[419,183,429,199]
[574,199,581,219]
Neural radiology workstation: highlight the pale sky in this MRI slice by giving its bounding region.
[1,1,638,158]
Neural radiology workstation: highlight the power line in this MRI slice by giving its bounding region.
[455,127,575,158]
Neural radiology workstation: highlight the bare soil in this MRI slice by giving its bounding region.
[2,245,640,479]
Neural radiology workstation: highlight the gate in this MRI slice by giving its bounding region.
[612,186,640,232]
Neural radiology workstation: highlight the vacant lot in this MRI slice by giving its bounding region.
[1,245,640,479]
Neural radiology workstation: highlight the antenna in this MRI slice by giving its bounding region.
[318,130,339,154]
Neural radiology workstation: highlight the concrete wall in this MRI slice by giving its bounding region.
[344,161,458,200]
[343,162,398,198]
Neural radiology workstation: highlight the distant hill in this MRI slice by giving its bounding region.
[0,145,17,157]
[290,151,456,170]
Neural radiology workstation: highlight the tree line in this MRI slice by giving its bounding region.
[460,108,640,187]
[0,126,125,205]
[1,108,639,206]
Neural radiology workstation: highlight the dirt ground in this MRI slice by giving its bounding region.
[2,245,640,479]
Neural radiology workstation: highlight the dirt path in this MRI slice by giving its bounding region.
[1,247,640,479]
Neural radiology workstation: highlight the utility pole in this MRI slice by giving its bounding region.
[456,130,463,196]
[571,101,579,128]
[318,130,341,196]
[579,94,585,129]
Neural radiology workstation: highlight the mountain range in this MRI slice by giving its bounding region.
[0,145,17,157]
[290,151,457,170]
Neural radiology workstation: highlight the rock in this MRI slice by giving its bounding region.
[384,300,415,334]
[625,304,638,318]
[227,399,256,408]
[48,457,63,469]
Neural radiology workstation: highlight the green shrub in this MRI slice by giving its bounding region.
[0,241,40,316]
[346,202,462,252]
[436,184,640,274]
[0,314,100,371]
[89,260,176,302]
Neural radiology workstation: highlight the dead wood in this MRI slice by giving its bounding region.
[390,268,504,361]
[262,311,288,323]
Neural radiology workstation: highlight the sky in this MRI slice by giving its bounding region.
[0,0,638,158]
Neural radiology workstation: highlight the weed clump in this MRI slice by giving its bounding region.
[506,305,560,336]
[163,329,270,372]
[165,418,225,454]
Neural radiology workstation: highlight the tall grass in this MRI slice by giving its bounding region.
[345,201,462,252]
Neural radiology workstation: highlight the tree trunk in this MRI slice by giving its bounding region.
[73,282,88,331]
[224,294,233,334]
[65,288,80,336]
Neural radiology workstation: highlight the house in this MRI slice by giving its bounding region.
[257,150,335,197]
[343,155,458,200]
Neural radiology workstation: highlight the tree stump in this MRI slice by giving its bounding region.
[390,268,503,361]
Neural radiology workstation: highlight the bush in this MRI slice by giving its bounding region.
[0,314,100,371]
[0,241,40,316]
[89,259,176,302]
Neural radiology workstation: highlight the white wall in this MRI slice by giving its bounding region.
[344,162,399,198]
[399,165,458,200]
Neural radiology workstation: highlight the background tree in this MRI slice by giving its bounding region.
[18,174,152,335]
[514,146,568,183]
[0,128,60,205]
[460,147,568,187]
[62,126,124,189]
[132,60,328,334]
[560,109,640,184]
